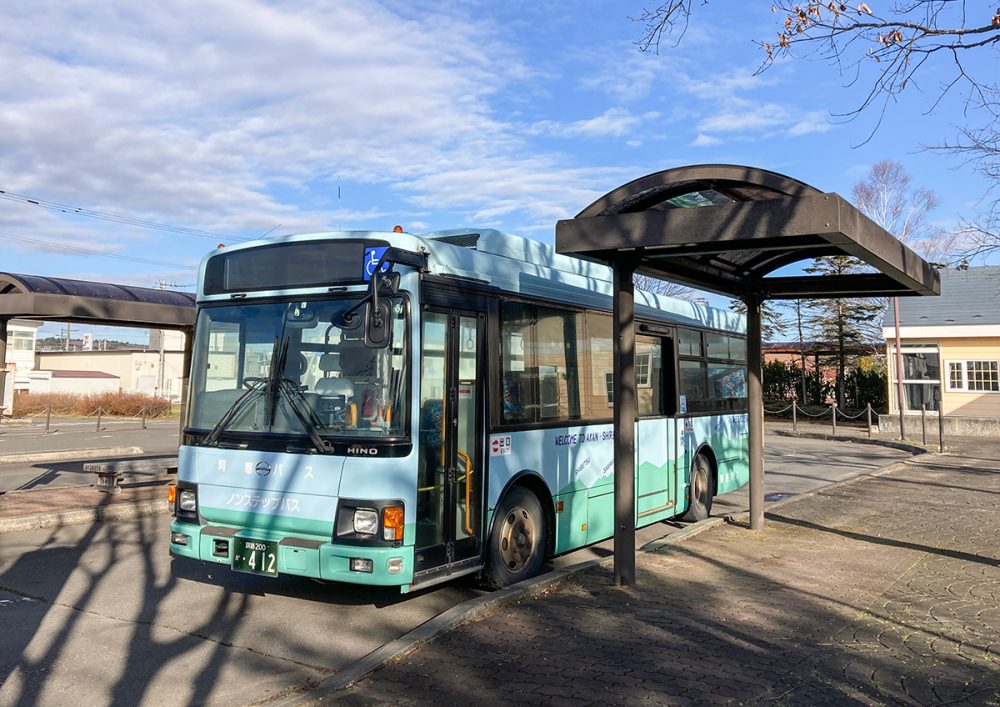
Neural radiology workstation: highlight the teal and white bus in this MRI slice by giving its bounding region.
[169,227,748,592]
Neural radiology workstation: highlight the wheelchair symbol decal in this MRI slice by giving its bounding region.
[363,247,389,281]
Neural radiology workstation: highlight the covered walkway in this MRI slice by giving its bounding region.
[0,272,195,416]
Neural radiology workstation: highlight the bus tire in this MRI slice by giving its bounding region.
[484,486,545,589]
[681,453,714,522]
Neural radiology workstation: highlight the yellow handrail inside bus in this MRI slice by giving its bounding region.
[457,450,473,535]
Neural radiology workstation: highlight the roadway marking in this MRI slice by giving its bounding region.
[0,597,38,608]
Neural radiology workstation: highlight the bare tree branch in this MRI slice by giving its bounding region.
[633,272,695,300]
[633,1,1000,255]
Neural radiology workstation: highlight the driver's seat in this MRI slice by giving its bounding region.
[315,353,354,398]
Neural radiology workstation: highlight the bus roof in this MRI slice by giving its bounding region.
[198,228,745,334]
[415,228,745,335]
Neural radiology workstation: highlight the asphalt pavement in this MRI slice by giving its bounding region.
[0,417,180,492]
[0,431,921,706]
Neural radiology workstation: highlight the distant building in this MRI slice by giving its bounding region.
[883,265,1000,434]
[34,329,187,402]
[2,319,42,413]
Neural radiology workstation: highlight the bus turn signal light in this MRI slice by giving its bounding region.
[167,486,176,508]
[383,506,404,541]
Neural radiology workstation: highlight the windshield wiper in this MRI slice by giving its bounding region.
[201,378,267,447]
[277,378,334,454]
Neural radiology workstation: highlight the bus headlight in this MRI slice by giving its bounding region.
[178,489,197,513]
[353,509,378,535]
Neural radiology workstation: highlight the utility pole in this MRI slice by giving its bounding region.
[154,281,170,397]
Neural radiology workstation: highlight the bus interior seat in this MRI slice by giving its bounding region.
[338,340,378,420]
[315,353,354,397]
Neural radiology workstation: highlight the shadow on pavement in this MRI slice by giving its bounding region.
[332,449,1000,705]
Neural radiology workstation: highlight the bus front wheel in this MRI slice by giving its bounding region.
[484,486,545,589]
[681,454,714,522]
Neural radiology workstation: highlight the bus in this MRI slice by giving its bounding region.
[168,227,749,592]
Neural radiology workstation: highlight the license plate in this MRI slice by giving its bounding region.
[232,537,279,577]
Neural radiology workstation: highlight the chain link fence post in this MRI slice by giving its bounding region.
[45,405,51,434]
[96,406,103,432]
[866,403,872,438]
[141,406,147,430]
[921,402,927,446]
[791,399,797,432]
[831,403,837,436]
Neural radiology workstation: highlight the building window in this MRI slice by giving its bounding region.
[892,346,941,411]
[946,360,1000,392]
[635,352,651,388]
[604,340,662,415]
[10,332,34,351]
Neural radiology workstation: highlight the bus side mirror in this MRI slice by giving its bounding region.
[364,300,392,348]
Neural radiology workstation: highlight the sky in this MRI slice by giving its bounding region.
[2,1,994,343]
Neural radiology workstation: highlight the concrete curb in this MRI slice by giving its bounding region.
[769,428,929,455]
[282,521,765,703]
[281,442,932,704]
[0,446,144,465]
[0,498,168,534]
[274,565,595,706]
[283,520,719,705]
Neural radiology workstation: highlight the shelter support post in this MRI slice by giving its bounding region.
[745,295,765,532]
[612,261,637,586]
[0,318,8,416]
[179,327,193,437]
[893,296,906,440]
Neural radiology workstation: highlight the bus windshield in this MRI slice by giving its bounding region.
[187,296,408,442]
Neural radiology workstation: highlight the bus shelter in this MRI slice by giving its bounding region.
[555,164,939,585]
[0,273,195,419]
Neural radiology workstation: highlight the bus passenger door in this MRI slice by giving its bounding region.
[415,308,485,577]
[635,332,677,523]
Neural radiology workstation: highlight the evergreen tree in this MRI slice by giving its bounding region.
[803,256,883,407]
[728,299,788,343]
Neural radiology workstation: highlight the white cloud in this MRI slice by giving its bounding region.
[787,111,833,136]
[697,103,792,133]
[0,0,581,270]
[529,108,658,139]
[578,50,669,102]
[691,133,722,147]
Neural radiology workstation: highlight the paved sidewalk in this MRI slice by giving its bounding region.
[325,441,1000,705]
[0,484,168,533]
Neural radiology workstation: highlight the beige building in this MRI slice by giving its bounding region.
[36,332,187,401]
[883,266,1000,434]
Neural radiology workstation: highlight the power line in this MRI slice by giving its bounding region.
[0,230,196,269]
[0,188,249,242]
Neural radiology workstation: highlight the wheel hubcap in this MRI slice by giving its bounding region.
[499,506,536,572]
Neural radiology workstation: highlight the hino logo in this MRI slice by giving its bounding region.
[347,446,378,456]
[255,461,272,477]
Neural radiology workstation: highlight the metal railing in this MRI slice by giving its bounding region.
[18,405,157,434]
[764,399,944,451]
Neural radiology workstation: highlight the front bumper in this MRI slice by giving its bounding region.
[169,520,414,586]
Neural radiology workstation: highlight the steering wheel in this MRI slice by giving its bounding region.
[242,376,266,389]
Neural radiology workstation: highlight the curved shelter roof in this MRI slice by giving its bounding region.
[557,164,939,299]
[0,273,195,329]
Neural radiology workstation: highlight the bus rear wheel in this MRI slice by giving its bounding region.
[484,486,545,589]
[681,453,714,522]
